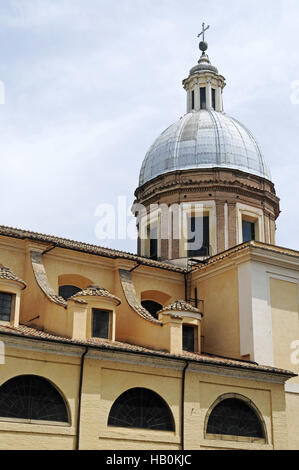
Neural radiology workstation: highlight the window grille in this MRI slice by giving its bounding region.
[0,375,69,423]
[108,387,175,431]
[207,398,264,438]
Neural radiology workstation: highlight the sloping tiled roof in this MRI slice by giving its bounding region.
[157,300,202,316]
[0,266,26,289]
[0,324,295,379]
[0,225,186,274]
[71,285,121,306]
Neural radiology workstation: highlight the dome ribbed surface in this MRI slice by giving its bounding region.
[139,110,271,186]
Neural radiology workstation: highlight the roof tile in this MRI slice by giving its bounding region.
[0,266,26,289]
[0,324,295,378]
[71,285,121,305]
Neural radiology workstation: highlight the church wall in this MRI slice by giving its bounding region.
[0,236,298,449]
[0,341,290,450]
[270,277,299,450]
[43,249,116,296]
[82,358,182,450]
[285,392,299,450]
[185,372,286,450]
[112,267,186,352]
[270,278,299,379]
[132,269,184,307]
[0,342,80,450]
[22,249,72,336]
[194,267,241,359]
[0,236,26,282]
[0,235,187,349]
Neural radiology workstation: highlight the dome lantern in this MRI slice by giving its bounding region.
[183,25,225,113]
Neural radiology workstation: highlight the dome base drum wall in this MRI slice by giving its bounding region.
[135,167,279,262]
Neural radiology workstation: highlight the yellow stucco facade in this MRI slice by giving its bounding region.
[0,339,291,450]
[0,229,298,450]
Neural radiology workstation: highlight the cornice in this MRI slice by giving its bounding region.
[187,362,291,384]
[135,172,279,215]
[136,168,276,196]
[79,350,293,384]
[1,334,84,358]
[193,243,299,279]
[0,330,294,383]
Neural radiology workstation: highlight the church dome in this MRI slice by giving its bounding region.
[139,109,271,186]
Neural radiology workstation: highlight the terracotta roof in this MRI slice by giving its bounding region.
[71,285,121,306]
[0,225,186,274]
[0,324,295,378]
[0,266,26,289]
[158,300,202,316]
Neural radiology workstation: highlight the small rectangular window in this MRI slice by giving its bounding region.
[0,292,13,322]
[191,90,195,110]
[147,224,158,260]
[187,215,210,257]
[212,89,216,110]
[242,220,256,242]
[183,325,196,353]
[200,87,206,109]
[92,309,110,339]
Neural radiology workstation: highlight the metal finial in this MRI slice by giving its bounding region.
[197,22,210,52]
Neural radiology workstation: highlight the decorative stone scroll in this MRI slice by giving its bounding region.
[30,250,67,307]
[119,269,162,324]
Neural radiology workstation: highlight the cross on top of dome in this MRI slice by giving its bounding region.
[197,22,210,53]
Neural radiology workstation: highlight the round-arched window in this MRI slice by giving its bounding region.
[108,387,175,431]
[0,375,69,423]
[141,300,163,319]
[206,396,265,439]
[59,285,81,300]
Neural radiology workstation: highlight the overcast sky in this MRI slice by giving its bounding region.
[0,0,299,254]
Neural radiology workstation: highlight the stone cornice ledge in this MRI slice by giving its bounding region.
[0,333,84,357]
[193,242,299,279]
[1,332,294,383]
[75,349,295,384]
[187,362,293,384]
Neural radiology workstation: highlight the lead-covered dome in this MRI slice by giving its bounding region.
[139,110,271,186]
